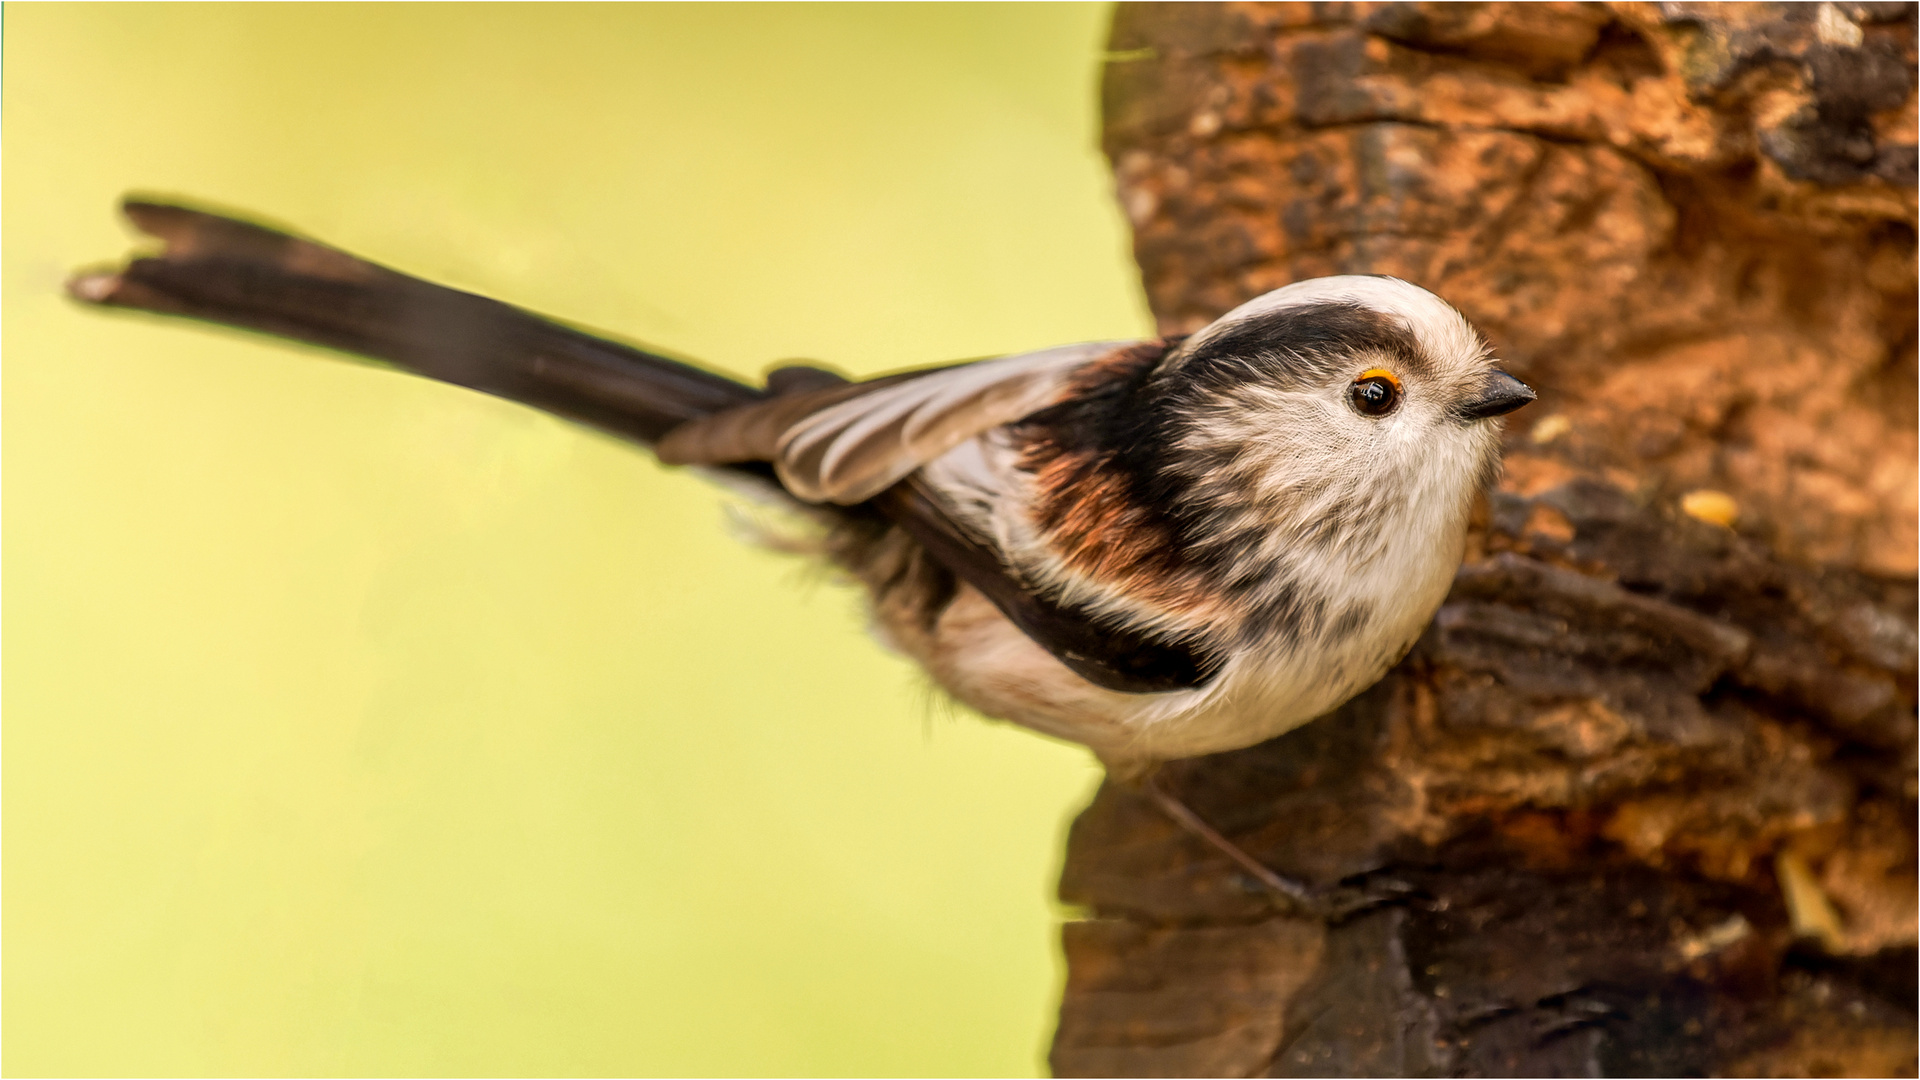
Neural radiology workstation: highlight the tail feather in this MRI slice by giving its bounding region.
[70,199,763,445]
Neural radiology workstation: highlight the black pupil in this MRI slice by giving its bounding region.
[1352,377,1398,415]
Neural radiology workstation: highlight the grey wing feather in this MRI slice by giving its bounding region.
[653,376,896,468]
[659,341,1121,504]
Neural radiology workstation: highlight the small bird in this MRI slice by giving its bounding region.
[72,199,1534,904]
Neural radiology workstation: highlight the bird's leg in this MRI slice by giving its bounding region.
[1140,767,1320,908]
[1138,764,1410,921]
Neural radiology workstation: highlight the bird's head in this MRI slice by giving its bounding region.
[1146,276,1533,566]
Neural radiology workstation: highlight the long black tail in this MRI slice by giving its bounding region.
[68,199,765,445]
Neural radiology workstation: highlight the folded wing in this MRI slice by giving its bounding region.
[659,343,1225,693]
[658,342,1119,504]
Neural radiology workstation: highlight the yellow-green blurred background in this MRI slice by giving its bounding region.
[4,4,1151,1074]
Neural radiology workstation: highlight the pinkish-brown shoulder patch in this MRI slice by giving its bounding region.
[1016,341,1218,616]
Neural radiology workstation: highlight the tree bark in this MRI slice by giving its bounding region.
[1052,4,1917,1076]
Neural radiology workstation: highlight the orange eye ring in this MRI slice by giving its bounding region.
[1349,368,1402,417]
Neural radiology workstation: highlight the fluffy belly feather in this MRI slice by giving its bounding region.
[866,519,1462,765]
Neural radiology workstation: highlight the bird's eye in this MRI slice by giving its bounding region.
[1349,369,1402,417]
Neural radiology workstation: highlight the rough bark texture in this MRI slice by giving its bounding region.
[1053,4,1918,1076]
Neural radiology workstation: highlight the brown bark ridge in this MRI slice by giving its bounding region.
[1052,4,1917,1076]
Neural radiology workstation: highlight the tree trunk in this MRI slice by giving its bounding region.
[1051,4,1917,1076]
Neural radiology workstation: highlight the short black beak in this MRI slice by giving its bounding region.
[1456,370,1536,421]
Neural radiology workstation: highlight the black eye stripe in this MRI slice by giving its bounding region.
[1168,301,1433,394]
